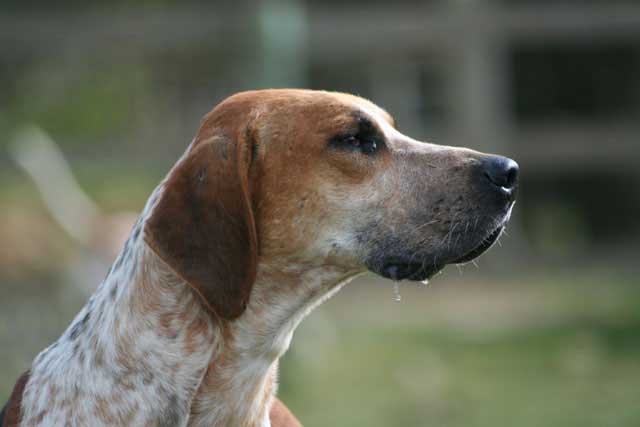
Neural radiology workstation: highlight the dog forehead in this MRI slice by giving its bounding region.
[217,89,394,127]
[330,92,396,127]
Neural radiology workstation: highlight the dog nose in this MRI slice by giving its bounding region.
[482,155,519,192]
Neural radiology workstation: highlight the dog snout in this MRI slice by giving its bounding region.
[480,155,519,200]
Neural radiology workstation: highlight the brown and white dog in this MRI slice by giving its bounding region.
[2,89,518,426]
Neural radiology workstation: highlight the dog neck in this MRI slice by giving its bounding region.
[188,262,358,427]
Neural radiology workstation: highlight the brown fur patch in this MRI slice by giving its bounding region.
[270,398,301,427]
[184,315,210,355]
[3,370,30,427]
[145,131,258,320]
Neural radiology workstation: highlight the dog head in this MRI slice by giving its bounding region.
[145,89,518,319]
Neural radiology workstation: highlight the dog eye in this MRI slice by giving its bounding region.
[340,135,378,154]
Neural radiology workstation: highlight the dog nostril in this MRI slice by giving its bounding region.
[483,156,519,190]
[504,163,518,188]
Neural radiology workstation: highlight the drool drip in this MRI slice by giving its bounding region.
[393,281,402,302]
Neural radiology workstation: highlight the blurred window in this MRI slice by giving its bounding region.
[520,171,640,253]
[502,0,637,4]
[509,42,640,123]
[417,63,449,127]
[309,61,372,98]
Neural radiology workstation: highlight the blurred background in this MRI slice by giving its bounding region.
[1,0,640,426]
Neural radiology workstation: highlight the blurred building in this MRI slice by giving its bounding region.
[1,0,639,262]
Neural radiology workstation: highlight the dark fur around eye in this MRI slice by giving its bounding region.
[328,115,384,155]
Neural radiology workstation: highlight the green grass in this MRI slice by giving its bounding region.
[277,275,640,427]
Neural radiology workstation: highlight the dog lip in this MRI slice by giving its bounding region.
[372,216,510,282]
[379,261,443,281]
[452,225,503,264]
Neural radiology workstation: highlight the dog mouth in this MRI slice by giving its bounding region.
[378,261,443,282]
[376,225,505,282]
[451,225,504,264]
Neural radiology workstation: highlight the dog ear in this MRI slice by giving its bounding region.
[144,131,257,320]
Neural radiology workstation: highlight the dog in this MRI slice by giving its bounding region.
[2,89,518,426]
